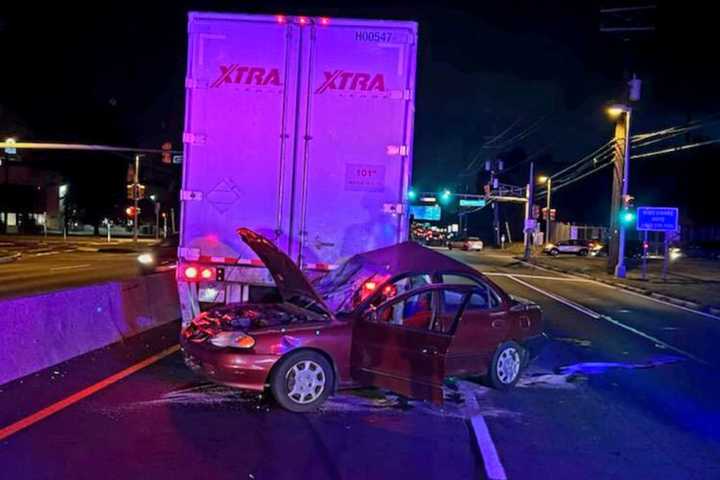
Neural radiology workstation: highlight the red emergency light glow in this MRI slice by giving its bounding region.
[276,15,286,23]
[319,17,330,25]
[298,16,308,25]
[364,281,377,291]
[382,285,397,297]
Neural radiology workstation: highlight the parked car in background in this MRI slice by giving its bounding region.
[448,237,484,251]
[543,239,602,256]
[137,234,179,274]
[181,228,545,412]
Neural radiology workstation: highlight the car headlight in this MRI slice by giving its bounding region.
[544,243,555,249]
[137,253,155,265]
[209,331,256,349]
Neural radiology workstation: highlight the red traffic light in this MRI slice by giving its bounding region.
[125,206,139,217]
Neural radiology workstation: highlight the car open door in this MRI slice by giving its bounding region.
[350,287,451,404]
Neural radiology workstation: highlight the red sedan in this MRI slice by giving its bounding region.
[181,228,546,412]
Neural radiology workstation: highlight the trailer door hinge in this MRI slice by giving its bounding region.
[178,247,200,261]
[383,203,404,215]
[386,145,409,156]
[183,132,207,145]
[181,190,203,201]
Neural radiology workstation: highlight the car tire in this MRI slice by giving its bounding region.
[550,248,559,256]
[270,350,334,412]
[578,249,588,257]
[486,341,523,389]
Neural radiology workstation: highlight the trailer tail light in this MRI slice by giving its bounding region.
[298,16,308,25]
[182,266,198,280]
[276,15,286,23]
[319,17,330,25]
[200,267,216,281]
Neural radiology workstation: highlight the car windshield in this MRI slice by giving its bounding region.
[312,256,385,314]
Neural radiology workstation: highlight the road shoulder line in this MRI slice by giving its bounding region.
[0,344,179,442]
[470,415,507,480]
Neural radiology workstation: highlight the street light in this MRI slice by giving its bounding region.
[537,175,552,243]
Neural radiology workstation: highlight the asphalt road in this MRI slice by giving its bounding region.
[0,250,141,298]
[1,249,720,479]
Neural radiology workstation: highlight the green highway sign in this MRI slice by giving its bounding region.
[459,198,486,207]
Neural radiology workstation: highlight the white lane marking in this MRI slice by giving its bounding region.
[470,416,507,480]
[485,272,595,283]
[505,275,710,365]
[506,275,602,318]
[49,264,92,271]
[518,258,720,322]
[596,281,720,322]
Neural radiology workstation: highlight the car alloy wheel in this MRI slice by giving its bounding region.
[496,347,521,384]
[286,360,326,405]
[271,350,334,412]
[487,341,523,389]
[550,248,559,256]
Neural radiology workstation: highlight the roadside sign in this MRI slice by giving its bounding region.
[459,198,486,207]
[409,205,441,221]
[636,207,678,232]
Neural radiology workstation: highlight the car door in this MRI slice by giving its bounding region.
[443,283,510,376]
[350,286,452,404]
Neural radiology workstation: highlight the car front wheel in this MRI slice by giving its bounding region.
[549,248,559,256]
[270,350,334,412]
[578,249,589,256]
[486,341,523,389]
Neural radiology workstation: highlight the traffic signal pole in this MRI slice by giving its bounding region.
[545,177,552,243]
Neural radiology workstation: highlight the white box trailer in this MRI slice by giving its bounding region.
[177,12,418,323]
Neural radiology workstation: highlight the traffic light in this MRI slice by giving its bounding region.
[125,206,140,217]
[161,142,172,164]
[623,194,635,209]
[619,209,636,226]
[407,188,417,201]
[440,189,452,204]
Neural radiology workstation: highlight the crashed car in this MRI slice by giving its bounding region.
[180,228,545,412]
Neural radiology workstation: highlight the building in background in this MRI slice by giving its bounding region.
[0,162,65,234]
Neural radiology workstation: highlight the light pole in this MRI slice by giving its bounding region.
[133,154,141,243]
[538,175,552,243]
[607,104,632,278]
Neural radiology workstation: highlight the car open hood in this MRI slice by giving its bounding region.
[237,228,330,314]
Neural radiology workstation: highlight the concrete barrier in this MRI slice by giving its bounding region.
[0,272,180,386]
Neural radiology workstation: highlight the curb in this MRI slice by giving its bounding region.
[515,256,716,316]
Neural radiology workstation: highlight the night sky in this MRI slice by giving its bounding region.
[1,1,719,231]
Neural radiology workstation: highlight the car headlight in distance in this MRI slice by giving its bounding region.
[209,331,256,349]
[137,253,155,265]
[670,248,682,261]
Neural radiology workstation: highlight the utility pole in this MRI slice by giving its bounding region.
[486,159,504,246]
[133,154,140,243]
[154,201,161,240]
[523,162,535,260]
[607,107,632,275]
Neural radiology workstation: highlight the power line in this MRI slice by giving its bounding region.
[631,137,720,159]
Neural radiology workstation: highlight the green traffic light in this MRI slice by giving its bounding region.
[440,189,452,203]
[407,189,417,201]
[620,210,636,225]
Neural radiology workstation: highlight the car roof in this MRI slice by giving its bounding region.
[352,241,483,278]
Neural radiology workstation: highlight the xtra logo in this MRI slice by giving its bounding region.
[315,70,385,94]
[211,65,282,88]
